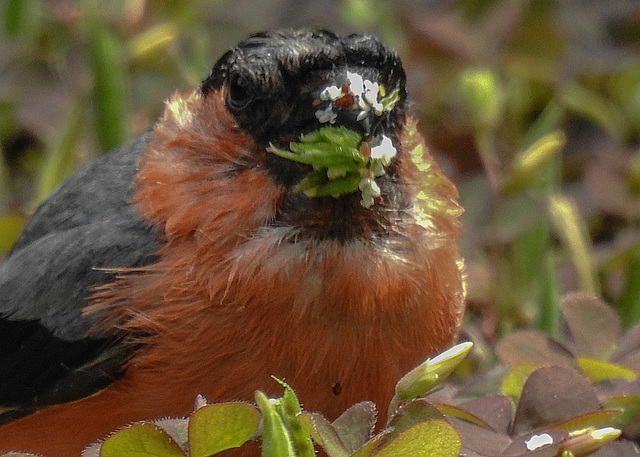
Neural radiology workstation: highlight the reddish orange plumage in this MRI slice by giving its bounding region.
[0,30,464,456]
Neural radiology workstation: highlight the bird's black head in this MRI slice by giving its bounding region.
[201,29,407,147]
[200,30,412,240]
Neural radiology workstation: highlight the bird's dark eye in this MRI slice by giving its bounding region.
[226,74,253,112]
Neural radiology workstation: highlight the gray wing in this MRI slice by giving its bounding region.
[0,131,159,422]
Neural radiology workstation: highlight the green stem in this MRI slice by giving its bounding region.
[618,241,640,328]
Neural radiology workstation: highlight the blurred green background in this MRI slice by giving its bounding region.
[1,0,639,344]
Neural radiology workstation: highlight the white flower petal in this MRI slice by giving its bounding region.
[363,80,379,105]
[370,135,397,160]
[347,71,365,96]
[359,177,381,196]
[315,105,337,124]
[320,85,342,101]
[361,195,374,208]
[371,102,384,116]
[369,180,381,197]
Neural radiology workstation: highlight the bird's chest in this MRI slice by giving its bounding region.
[117,235,451,422]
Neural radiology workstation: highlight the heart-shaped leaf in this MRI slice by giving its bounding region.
[100,423,186,457]
[188,402,260,457]
[496,331,574,368]
[372,420,460,457]
[457,394,514,433]
[332,401,377,454]
[447,417,512,456]
[513,366,599,434]
[562,294,621,360]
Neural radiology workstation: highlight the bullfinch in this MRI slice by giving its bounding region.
[0,29,465,456]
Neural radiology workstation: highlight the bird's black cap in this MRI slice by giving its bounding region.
[200,29,407,147]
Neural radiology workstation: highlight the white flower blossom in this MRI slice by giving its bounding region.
[370,135,397,164]
[320,85,342,101]
[346,71,365,97]
[358,177,381,208]
[363,80,384,115]
[315,104,337,124]
[356,108,369,121]
[363,80,379,104]
[318,72,392,126]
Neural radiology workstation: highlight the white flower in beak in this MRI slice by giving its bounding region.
[370,135,397,165]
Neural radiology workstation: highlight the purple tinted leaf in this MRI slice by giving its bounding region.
[599,379,640,399]
[193,394,208,411]
[561,426,621,456]
[547,410,622,434]
[588,440,640,456]
[612,319,640,363]
[459,394,514,434]
[496,330,575,367]
[562,293,621,360]
[617,351,640,374]
[548,410,624,453]
[332,401,377,454]
[81,442,100,457]
[513,366,599,434]
[447,417,512,456]
[155,417,189,450]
